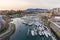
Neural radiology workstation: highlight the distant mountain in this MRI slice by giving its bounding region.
[24,8,48,12]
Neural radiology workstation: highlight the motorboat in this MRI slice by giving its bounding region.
[33,28,37,35]
[34,30,37,35]
[39,31,42,35]
[28,22,33,26]
[47,30,51,36]
[31,30,35,36]
[34,22,40,26]
[48,32,51,36]
[41,31,44,35]
[41,27,44,30]
[39,27,42,31]
[44,31,48,37]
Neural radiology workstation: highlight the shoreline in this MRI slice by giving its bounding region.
[0,23,15,40]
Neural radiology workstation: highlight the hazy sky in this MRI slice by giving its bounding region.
[0,0,60,10]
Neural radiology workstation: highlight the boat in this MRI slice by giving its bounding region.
[41,31,44,35]
[39,27,42,31]
[44,31,48,37]
[34,30,37,35]
[31,30,35,36]
[34,22,40,26]
[39,31,42,35]
[28,22,33,26]
[41,27,44,30]
[48,32,51,36]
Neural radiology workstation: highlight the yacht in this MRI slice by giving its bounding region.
[41,27,44,30]
[44,31,48,37]
[39,31,42,35]
[34,30,37,35]
[31,30,35,36]
[28,22,33,26]
[41,31,44,35]
[47,30,51,36]
[48,32,51,36]
[39,27,42,31]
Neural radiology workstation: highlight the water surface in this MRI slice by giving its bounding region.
[9,17,57,40]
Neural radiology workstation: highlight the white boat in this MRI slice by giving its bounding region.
[28,22,33,26]
[38,24,41,26]
[42,31,44,35]
[34,28,37,35]
[39,31,42,35]
[39,27,42,31]
[47,29,51,36]
[44,31,48,37]
[48,32,51,36]
[27,29,30,35]
[31,30,35,36]
[34,31,37,35]
[41,27,44,30]
[34,22,40,26]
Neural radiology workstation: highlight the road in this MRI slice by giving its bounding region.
[0,23,15,40]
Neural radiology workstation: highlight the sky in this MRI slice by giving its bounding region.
[0,0,60,10]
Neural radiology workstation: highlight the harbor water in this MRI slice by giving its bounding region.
[9,16,57,40]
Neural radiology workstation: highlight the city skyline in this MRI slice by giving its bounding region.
[0,0,60,10]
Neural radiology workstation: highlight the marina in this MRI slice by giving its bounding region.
[8,15,57,40]
[3,16,57,40]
